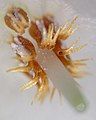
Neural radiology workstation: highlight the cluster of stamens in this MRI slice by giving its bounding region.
[4,6,87,102]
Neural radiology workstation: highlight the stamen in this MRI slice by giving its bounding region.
[41,24,60,50]
[58,16,78,40]
[4,6,29,34]
[21,76,38,91]
[58,39,87,56]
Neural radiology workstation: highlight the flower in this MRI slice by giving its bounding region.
[2,0,92,111]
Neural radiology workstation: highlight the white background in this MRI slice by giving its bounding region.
[0,0,96,120]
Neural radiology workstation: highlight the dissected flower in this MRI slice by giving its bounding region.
[3,4,89,111]
[4,6,29,34]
